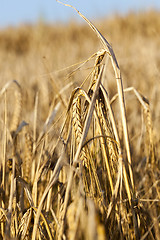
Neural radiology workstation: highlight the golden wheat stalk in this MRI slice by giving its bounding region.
[57,1,135,194]
[72,93,88,167]
[10,80,22,136]
[98,101,118,178]
[56,67,105,240]
[88,49,106,94]
[18,208,33,239]
[143,104,155,166]
[23,127,33,183]
[111,86,155,167]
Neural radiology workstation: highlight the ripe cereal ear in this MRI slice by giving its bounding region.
[56,0,134,196]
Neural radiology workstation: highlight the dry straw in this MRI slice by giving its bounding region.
[0,1,158,240]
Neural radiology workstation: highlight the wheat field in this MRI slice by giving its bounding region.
[0,6,160,240]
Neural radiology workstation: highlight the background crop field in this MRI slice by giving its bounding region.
[0,9,160,239]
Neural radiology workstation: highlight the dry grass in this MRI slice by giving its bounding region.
[0,4,160,239]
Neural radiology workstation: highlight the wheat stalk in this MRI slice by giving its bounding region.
[23,127,33,183]
[18,208,33,240]
[10,80,22,136]
[143,103,155,166]
[72,93,88,167]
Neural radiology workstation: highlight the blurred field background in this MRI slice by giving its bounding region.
[0,9,160,239]
[1,10,160,154]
